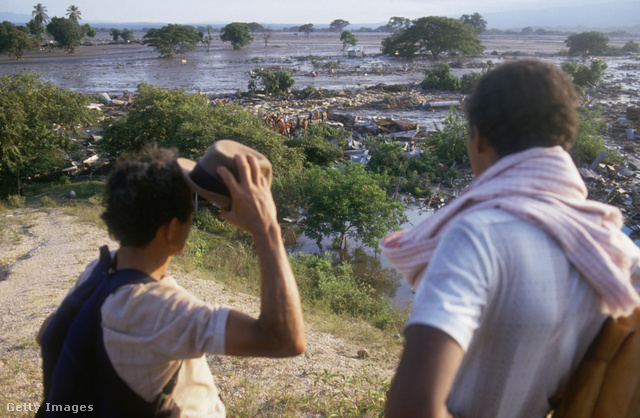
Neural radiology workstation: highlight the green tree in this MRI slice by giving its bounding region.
[200,26,213,52]
[46,16,83,53]
[82,23,96,39]
[143,24,201,57]
[121,28,134,43]
[110,28,121,41]
[66,5,81,22]
[0,21,35,60]
[220,22,253,50]
[31,3,49,39]
[340,30,357,51]
[300,163,406,251]
[248,68,295,96]
[0,73,97,197]
[565,31,609,56]
[622,40,640,53]
[298,23,314,37]
[330,19,350,32]
[421,63,460,91]
[100,83,304,177]
[459,12,487,35]
[387,17,412,33]
[247,22,264,33]
[382,16,483,59]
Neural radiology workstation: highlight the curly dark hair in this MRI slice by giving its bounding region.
[101,146,194,247]
[465,59,579,157]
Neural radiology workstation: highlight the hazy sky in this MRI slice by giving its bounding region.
[1,0,620,25]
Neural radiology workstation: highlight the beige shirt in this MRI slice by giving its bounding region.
[74,257,229,417]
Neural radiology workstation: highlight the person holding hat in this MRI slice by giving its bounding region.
[38,142,305,417]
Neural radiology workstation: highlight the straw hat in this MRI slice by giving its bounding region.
[177,140,272,210]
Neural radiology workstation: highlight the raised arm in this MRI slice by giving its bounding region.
[216,153,305,357]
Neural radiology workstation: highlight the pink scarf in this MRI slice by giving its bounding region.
[381,146,640,316]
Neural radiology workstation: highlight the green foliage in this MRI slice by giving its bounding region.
[220,22,253,50]
[421,63,460,91]
[110,28,121,41]
[460,71,482,93]
[459,12,487,35]
[121,29,134,43]
[298,23,314,36]
[0,73,97,197]
[366,139,435,197]
[427,107,468,165]
[247,68,295,96]
[6,195,26,209]
[565,31,609,56]
[81,23,96,38]
[46,16,83,52]
[340,30,358,51]
[143,24,201,57]
[622,40,640,54]
[382,16,483,60]
[330,19,350,32]
[66,5,81,23]
[561,60,607,90]
[291,253,399,329]
[0,21,35,60]
[100,83,304,177]
[570,110,620,166]
[284,123,346,166]
[300,164,406,251]
[387,17,411,34]
[312,60,339,70]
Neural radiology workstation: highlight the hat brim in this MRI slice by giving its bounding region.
[178,157,232,210]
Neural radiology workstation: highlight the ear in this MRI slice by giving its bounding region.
[470,127,490,153]
[164,217,190,254]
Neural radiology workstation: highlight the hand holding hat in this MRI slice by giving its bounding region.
[178,140,273,210]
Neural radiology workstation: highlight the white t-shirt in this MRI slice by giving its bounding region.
[74,257,230,417]
[406,208,609,418]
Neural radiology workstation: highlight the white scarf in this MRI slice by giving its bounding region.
[381,146,640,316]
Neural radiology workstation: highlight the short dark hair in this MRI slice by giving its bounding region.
[102,146,194,247]
[465,59,579,157]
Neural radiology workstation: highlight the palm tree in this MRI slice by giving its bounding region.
[66,5,81,23]
[32,3,49,34]
[32,3,50,49]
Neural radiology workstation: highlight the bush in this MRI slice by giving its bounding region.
[290,253,400,329]
[622,40,640,54]
[561,60,607,91]
[247,68,295,96]
[460,72,482,93]
[0,73,97,197]
[101,83,305,177]
[6,195,26,209]
[570,109,620,165]
[284,123,347,166]
[421,63,460,91]
[427,107,468,165]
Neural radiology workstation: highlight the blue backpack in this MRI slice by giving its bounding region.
[38,246,177,417]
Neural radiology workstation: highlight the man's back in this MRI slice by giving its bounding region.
[407,208,608,417]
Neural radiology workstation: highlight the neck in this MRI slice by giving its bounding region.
[115,245,172,281]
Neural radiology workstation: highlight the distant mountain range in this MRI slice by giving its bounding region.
[2,1,639,33]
